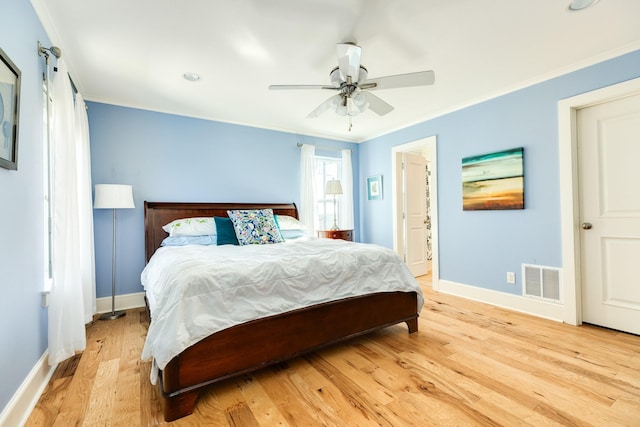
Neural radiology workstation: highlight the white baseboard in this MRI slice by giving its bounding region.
[0,351,56,427]
[96,292,146,314]
[437,279,564,322]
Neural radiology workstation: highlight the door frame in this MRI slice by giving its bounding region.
[391,136,439,289]
[558,76,640,325]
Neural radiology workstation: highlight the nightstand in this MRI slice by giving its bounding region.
[317,229,353,241]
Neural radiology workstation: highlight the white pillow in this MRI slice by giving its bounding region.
[162,217,216,236]
[275,215,305,231]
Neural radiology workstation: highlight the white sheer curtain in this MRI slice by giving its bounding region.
[75,93,96,323]
[299,144,316,236]
[48,59,95,366]
[340,149,354,230]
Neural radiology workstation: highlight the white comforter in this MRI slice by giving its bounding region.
[141,238,423,373]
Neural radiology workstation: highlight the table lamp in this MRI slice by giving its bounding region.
[325,179,343,231]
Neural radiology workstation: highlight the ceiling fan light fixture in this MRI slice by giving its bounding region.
[356,66,368,84]
[568,0,600,11]
[183,72,201,82]
[330,67,342,87]
[352,92,369,113]
[336,104,348,116]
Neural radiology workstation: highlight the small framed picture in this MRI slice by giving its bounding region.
[0,47,21,170]
[367,175,383,200]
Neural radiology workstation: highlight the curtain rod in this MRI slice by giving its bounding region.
[297,143,353,152]
[38,42,79,95]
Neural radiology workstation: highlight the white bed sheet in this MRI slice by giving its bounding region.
[141,238,423,374]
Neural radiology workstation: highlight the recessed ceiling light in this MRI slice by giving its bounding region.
[568,0,600,11]
[183,72,201,82]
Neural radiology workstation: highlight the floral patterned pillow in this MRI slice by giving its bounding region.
[227,209,284,245]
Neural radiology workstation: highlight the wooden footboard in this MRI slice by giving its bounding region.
[159,291,419,421]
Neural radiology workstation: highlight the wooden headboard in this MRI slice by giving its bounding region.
[144,202,299,262]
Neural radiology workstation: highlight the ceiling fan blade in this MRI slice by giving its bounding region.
[336,42,361,83]
[363,92,394,116]
[364,70,435,91]
[269,85,338,90]
[306,94,342,118]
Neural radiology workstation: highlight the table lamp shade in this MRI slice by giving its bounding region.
[325,180,343,195]
[94,184,135,209]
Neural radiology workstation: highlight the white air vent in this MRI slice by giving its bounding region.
[522,264,561,303]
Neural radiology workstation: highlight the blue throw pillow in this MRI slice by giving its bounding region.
[214,217,239,245]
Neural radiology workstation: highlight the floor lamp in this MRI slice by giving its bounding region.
[94,184,135,320]
[325,179,343,231]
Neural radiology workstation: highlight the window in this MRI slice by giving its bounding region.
[314,156,341,230]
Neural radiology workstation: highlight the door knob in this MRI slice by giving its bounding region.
[581,222,592,230]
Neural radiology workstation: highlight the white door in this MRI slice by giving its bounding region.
[578,92,640,335]
[403,152,428,277]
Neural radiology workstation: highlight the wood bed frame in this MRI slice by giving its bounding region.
[144,201,420,421]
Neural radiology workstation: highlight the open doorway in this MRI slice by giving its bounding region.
[391,136,439,289]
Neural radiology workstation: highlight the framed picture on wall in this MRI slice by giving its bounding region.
[0,47,21,170]
[462,147,524,210]
[367,175,383,200]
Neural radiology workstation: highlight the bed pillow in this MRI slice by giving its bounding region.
[214,217,240,245]
[227,209,284,245]
[162,217,216,237]
[161,235,217,246]
[274,215,305,231]
[274,215,307,240]
[280,229,307,240]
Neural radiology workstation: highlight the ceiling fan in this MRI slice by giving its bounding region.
[269,42,435,130]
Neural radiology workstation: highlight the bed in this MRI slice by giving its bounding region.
[142,201,423,421]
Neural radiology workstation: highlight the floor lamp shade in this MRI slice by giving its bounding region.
[94,184,135,320]
[94,184,135,209]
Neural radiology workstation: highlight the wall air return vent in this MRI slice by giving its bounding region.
[522,264,562,303]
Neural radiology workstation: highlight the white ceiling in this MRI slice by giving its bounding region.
[31,0,640,142]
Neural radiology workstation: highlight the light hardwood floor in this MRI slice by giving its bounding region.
[27,276,640,426]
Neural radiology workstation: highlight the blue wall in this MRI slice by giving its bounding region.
[88,103,359,298]
[359,49,640,295]
[0,0,51,414]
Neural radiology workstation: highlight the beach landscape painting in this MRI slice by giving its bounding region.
[462,147,524,210]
